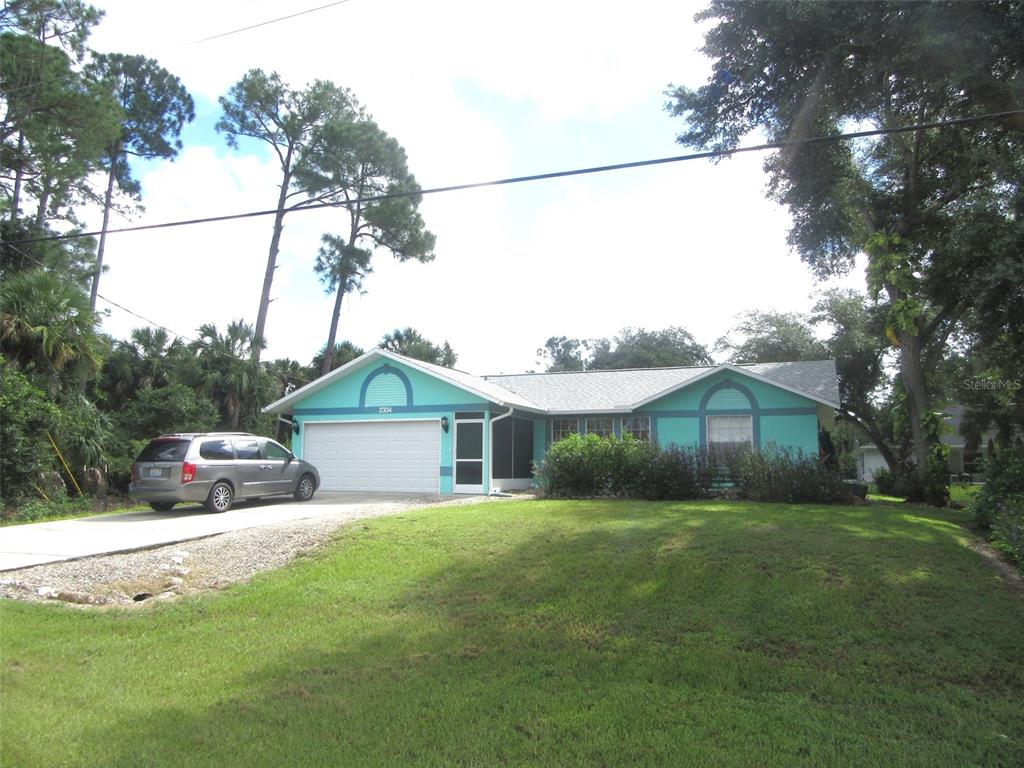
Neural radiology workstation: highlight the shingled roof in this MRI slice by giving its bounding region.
[266,350,840,416]
[484,360,840,413]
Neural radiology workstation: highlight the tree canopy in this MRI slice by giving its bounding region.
[300,115,435,376]
[538,327,713,372]
[217,70,358,358]
[716,310,828,364]
[84,53,193,308]
[667,0,1024,472]
[379,328,457,368]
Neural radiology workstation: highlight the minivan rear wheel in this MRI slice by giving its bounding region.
[206,481,233,513]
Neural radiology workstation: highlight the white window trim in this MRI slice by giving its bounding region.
[585,416,614,438]
[622,415,651,441]
[551,417,580,442]
[706,414,754,448]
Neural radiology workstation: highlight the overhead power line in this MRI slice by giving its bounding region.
[7,108,1024,246]
[192,0,356,44]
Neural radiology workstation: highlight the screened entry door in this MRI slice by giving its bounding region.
[453,419,484,493]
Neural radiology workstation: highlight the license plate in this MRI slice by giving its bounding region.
[148,467,164,478]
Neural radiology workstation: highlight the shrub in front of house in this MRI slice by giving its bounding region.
[727,446,854,504]
[539,436,809,501]
[607,435,662,497]
[535,434,617,497]
[971,448,1024,530]
[635,445,719,501]
[536,434,717,499]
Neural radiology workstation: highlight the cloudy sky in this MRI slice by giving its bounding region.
[85,0,865,375]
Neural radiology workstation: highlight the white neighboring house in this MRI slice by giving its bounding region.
[852,444,891,483]
[852,406,998,482]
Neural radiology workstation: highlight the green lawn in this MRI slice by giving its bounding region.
[3,499,1022,767]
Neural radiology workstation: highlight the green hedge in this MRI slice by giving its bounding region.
[535,434,715,499]
[972,448,1024,529]
[971,449,1024,563]
[728,447,854,504]
[535,435,852,504]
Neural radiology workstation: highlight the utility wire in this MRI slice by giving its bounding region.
[192,0,356,44]
[8,108,1023,247]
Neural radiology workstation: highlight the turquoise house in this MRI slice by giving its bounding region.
[264,349,840,495]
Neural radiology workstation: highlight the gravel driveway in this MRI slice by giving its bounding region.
[0,495,515,608]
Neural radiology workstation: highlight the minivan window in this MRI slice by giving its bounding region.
[199,439,234,461]
[263,441,291,460]
[136,439,189,463]
[233,439,261,460]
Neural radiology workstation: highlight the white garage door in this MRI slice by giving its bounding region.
[303,420,440,493]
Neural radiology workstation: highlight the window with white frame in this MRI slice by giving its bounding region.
[585,416,614,438]
[706,415,753,451]
[622,416,651,441]
[551,418,580,442]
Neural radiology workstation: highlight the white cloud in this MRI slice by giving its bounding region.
[86,0,865,377]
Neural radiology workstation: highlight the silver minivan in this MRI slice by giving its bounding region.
[130,433,320,513]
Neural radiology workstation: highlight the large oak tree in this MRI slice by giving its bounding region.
[667,0,1024,473]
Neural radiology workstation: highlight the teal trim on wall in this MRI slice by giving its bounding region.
[639,369,816,412]
[643,407,817,418]
[361,367,412,407]
[289,360,829,492]
[358,363,414,407]
[706,386,750,410]
[697,379,759,447]
[296,358,489,412]
[636,371,821,454]
[294,404,485,416]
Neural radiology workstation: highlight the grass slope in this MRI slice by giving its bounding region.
[2,500,1022,767]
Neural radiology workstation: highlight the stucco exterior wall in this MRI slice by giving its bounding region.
[290,359,490,494]
[576,369,822,455]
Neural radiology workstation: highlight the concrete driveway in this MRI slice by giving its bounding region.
[0,493,440,571]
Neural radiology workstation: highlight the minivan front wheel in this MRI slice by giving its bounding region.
[294,474,316,501]
[206,482,233,513]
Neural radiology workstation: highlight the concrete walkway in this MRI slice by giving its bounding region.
[0,493,439,571]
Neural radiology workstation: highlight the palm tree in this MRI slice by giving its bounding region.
[191,321,268,430]
[0,268,103,386]
[379,327,457,368]
[310,341,364,377]
[128,327,184,390]
[314,234,372,376]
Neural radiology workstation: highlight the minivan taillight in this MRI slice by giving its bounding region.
[181,462,197,484]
